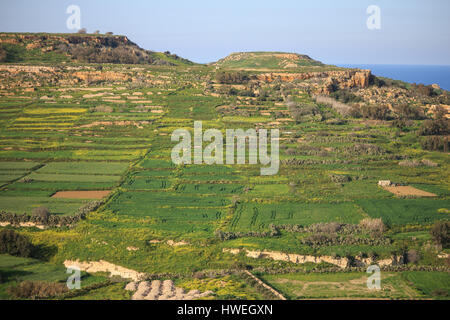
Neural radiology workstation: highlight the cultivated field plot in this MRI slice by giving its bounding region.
[52,190,111,199]
[230,202,364,232]
[356,199,450,226]
[383,186,437,197]
[258,272,425,299]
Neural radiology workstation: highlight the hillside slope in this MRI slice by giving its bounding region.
[0,33,194,66]
[212,51,324,70]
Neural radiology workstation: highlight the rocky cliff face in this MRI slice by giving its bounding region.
[0,33,135,48]
[256,69,371,92]
[0,33,193,66]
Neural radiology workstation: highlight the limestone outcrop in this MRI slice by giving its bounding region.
[63,259,146,281]
[256,70,371,91]
[223,248,404,269]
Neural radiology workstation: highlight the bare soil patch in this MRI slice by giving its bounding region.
[383,186,437,197]
[52,190,111,199]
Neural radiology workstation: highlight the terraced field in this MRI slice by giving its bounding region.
[0,44,449,300]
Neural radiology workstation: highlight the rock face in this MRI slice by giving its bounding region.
[126,279,213,300]
[63,259,146,281]
[0,221,46,229]
[73,71,130,83]
[256,70,371,92]
[0,33,135,48]
[0,33,193,66]
[223,248,403,269]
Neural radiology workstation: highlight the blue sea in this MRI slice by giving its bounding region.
[337,64,450,91]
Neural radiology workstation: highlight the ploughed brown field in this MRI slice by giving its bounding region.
[51,190,112,199]
[383,186,437,197]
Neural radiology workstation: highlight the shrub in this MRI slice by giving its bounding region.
[430,221,449,249]
[0,229,34,257]
[7,281,68,299]
[329,90,363,103]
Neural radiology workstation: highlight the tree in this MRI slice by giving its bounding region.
[77,28,87,34]
[32,206,50,223]
[430,221,449,250]
[406,249,420,264]
[0,229,34,257]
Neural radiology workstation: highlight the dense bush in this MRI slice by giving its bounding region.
[418,119,449,136]
[7,281,68,299]
[421,136,449,152]
[329,90,363,104]
[411,83,436,97]
[70,46,147,64]
[215,71,249,84]
[0,229,34,257]
[393,103,425,120]
[391,118,414,130]
[360,104,391,120]
[369,75,386,88]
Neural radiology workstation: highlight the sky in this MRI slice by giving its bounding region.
[0,0,449,65]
